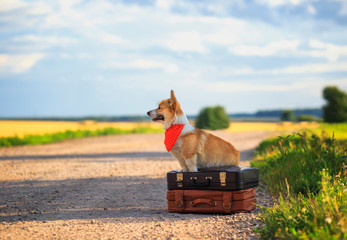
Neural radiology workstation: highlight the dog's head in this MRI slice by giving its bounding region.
[147,90,183,128]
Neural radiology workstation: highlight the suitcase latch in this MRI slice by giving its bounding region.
[220,172,226,186]
[177,173,183,188]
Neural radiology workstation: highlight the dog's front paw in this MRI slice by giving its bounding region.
[179,168,189,172]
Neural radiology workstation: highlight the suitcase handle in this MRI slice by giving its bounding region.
[191,178,211,187]
[190,198,216,207]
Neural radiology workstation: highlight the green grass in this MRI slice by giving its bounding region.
[319,123,347,139]
[252,132,346,196]
[251,124,347,239]
[0,127,164,147]
[257,170,347,239]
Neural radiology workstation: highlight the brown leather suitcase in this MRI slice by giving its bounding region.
[167,166,259,191]
[167,188,256,214]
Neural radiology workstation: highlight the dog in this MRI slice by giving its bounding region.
[147,90,240,172]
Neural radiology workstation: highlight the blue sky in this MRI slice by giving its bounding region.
[1,0,347,117]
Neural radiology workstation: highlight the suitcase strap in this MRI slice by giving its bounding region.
[223,192,232,209]
[175,191,184,207]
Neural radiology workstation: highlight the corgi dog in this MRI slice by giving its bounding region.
[147,90,240,172]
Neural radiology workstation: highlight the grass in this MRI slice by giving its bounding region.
[317,123,347,139]
[0,126,163,147]
[258,169,347,239]
[252,132,346,196]
[251,123,347,239]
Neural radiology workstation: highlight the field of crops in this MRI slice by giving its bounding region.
[0,120,162,138]
[0,120,343,148]
[227,121,320,133]
[0,120,321,138]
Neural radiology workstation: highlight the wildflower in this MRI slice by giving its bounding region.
[301,208,306,213]
[325,217,332,224]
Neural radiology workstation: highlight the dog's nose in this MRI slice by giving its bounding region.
[147,111,151,116]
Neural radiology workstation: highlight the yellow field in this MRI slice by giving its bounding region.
[227,121,320,133]
[0,120,321,138]
[0,120,162,138]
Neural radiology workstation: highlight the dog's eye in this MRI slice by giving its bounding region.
[158,106,161,109]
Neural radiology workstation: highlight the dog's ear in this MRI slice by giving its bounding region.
[169,90,179,112]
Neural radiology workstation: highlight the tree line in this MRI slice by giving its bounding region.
[196,86,347,130]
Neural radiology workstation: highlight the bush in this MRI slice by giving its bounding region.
[297,115,321,122]
[195,106,230,130]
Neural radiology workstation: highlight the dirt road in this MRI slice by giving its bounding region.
[0,131,274,240]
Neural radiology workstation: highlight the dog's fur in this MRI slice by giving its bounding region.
[147,90,240,172]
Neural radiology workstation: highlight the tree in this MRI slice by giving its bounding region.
[323,86,347,123]
[195,106,230,130]
[281,110,296,122]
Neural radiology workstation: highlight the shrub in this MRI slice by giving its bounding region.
[195,106,230,130]
[297,115,321,122]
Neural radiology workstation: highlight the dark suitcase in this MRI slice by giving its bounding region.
[167,188,256,214]
[167,166,259,191]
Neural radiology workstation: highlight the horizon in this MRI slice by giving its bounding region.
[1,0,347,117]
[0,107,322,119]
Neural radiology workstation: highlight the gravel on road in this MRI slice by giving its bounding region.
[0,131,275,240]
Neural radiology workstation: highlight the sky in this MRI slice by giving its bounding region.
[1,0,347,117]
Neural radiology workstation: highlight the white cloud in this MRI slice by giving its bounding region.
[221,61,347,77]
[114,59,179,73]
[256,0,308,7]
[164,32,208,54]
[26,2,51,15]
[223,67,255,75]
[0,0,51,15]
[340,2,347,15]
[13,35,77,48]
[229,40,300,56]
[156,0,174,9]
[100,34,124,44]
[209,78,347,93]
[0,0,27,12]
[332,0,347,16]
[309,39,347,62]
[307,4,316,14]
[0,53,45,73]
[264,62,347,74]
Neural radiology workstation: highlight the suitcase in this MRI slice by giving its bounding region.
[167,188,256,214]
[167,166,259,191]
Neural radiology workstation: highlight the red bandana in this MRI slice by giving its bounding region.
[164,124,184,152]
